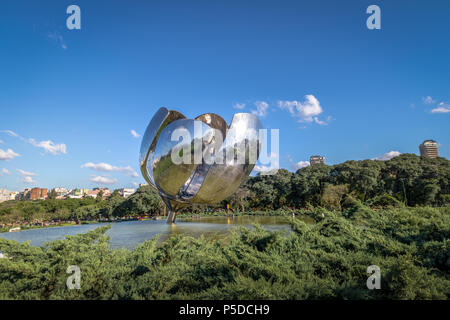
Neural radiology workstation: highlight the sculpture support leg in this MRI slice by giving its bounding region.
[161,195,177,224]
[167,208,176,224]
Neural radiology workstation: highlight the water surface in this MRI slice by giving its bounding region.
[0,215,303,250]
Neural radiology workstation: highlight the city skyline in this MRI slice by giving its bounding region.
[0,186,137,202]
[1,0,449,190]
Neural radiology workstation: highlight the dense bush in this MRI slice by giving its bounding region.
[0,206,448,300]
[243,154,450,210]
[0,198,99,224]
[365,194,405,209]
[112,185,164,217]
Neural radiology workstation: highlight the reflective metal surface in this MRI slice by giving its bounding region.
[153,119,214,199]
[140,107,263,223]
[139,107,185,187]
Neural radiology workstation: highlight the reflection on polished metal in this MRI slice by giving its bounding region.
[140,107,263,223]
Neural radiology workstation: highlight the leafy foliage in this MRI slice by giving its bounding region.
[0,206,448,300]
[0,186,164,225]
[243,154,450,210]
[1,154,448,226]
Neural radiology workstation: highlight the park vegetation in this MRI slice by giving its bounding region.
[0,154,448,299]
[0,186,164,230]
[1,154,449,228]
[237,153,450,210]
[0,204,448,299]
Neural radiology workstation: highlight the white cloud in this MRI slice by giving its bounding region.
[131,182,139,187]
[0,148,20,160]
[90,175,118,185]
[81,162,139,177]
[422,96,435,105]
[233,103,246,110]
[251,101,269,117]
[0,130,19,137]
[2,168,11,175]
[17,169,37,176]
[131,129,141,138]
[28,139,67,155]
[431,107,450,113]
[253,152,279,175]
[253,164,278,175]
[287,155,310,171]
[373,151,401,161]
[278,95,326,124]
[1,130,67,156]
[431,102,450,113]
[0,139,3,144]
[293,161,310,170]
[314,117,327,125]
[23,176,37,184]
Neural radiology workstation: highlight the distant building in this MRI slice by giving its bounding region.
[0,189,11,203]
[118,188,135,198]
[310,155,325,166]
[29,188,48,200]
[87,190,99,199]
[51,188,68,199]
[29,188,40,200]
[101,188,111,197]
[9,191,18,200]
[70,188,89,198]
[419,140,439,158]
[87,189,108,199]
[91,188,111,198]
[53,187,68,197]
[16,188,31,200]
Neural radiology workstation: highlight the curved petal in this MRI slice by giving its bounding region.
[182,113,263,203]
[152,119,215,199]
[195,113,228,140]
[139,107,185,188]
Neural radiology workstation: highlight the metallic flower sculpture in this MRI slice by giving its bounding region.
[139,107,263,223]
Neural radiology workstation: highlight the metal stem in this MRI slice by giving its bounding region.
[166,208,176,224]
[161,195,177,224]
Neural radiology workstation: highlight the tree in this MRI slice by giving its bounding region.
[110,190,121,198]
[330,160,385,201]
[96,190,104,202]
[47,189,58,200]
[291,164,331,208]
[112,185,163,217]
[321,184,349,211]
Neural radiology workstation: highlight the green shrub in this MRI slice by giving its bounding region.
[0,206,448,300]
[366,194,405,209]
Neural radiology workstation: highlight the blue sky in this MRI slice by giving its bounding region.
[0,0,449,190]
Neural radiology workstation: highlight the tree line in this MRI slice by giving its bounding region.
[229,153,450,211]
[0,186,164,226]
[0,154,449,226]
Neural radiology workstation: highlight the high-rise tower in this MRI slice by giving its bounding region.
[310,155,325,166]
[419,140,439,158]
